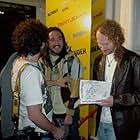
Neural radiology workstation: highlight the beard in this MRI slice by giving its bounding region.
[49,46,62,56]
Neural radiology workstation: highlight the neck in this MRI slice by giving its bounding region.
[49,50,60,56]
[106,54,115,67]
[21,54,40,63]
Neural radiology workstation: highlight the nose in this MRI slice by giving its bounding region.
[51,39,61,46]
[99,45,105,50]
[99,46,107,53]
[100,46,105,51]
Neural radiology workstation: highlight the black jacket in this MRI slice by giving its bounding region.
[93,47,140,140]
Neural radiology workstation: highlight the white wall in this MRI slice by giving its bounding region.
[105,0,140,55]
[105,0,132,49]
[119,0,133,50]
[133,0,140,54]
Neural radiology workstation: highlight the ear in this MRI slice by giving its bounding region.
[41,42,46,49]
[116,36,119,41]
[45,42,48,49]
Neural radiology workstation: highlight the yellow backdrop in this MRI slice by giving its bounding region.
[45,0,105,139]
[46,0,92,138]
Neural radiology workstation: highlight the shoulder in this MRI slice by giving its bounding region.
[65,51,75,59]
[65,51,80,64]
[0,53,18,80]
[94,54,104,64]
[120,48,140,69]
[22,64,42,79]
[123,48,140,61]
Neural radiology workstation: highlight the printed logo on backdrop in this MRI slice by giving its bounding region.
[57,12,87,27]
[73,31,87,38]
[73,48,87,56]
[62,6,69,12]
[48,8,58,16]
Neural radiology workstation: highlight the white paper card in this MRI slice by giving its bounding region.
[80,80,112,104]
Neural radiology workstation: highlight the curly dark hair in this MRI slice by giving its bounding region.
[95,19,125,60]
[11,18,48,56]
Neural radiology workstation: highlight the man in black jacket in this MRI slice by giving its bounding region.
[93,19,140,140]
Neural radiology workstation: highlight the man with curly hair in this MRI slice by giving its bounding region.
[0,18,64,140]
[93,19,140,140]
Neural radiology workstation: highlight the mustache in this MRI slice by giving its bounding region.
[53,45,61,48]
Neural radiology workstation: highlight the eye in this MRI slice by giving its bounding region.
[49,38,55,42]
[58,37,63,41]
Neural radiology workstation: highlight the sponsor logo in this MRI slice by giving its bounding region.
[57,12,86,27]
[73,48,87,56]
[73,31,87,38]
[62,6,69,12]
[48,9,58,16]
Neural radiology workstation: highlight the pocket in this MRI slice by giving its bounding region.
[14,126,38,140]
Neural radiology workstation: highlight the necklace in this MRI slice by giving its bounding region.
[106,56,114,67]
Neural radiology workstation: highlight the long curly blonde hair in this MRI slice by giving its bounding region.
[95,19,125,60]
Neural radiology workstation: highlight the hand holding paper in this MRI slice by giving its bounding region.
[96,96,113,107]
[80,80,112,104]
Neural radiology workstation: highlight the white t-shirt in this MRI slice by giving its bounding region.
[100,53,117,123]
[12,58,52,133]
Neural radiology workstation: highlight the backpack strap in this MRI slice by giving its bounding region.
[12,63,29,130]
[14,64,29,95]
[12,63,42,130]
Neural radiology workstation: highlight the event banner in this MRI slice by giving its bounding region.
[46,0,92,138]
[46,0,91,80]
